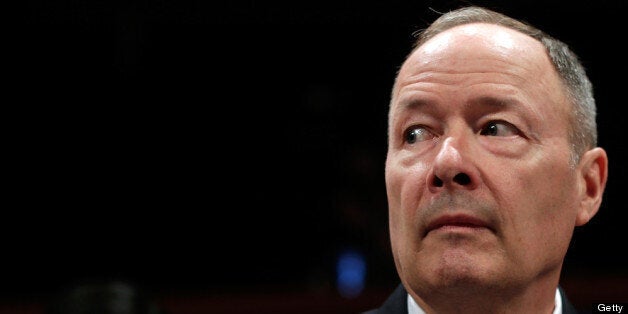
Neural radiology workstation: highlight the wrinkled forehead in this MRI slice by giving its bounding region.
[390,22,571,131]
[394,23,561,102]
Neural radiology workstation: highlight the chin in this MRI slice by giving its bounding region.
[422,249,502,290]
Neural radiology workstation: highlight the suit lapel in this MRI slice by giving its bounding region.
[375,284,408,314]
[559,286,581,314]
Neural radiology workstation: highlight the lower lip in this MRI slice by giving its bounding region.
[429,224,488,234]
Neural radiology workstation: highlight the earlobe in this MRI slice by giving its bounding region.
[575,147,608,226]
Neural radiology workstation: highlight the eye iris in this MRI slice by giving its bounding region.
[484,123,498,136]
[406,129,418,144]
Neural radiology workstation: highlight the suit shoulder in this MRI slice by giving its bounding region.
[361,284,407,314]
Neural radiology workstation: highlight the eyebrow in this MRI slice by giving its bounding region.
[469,96,522,109]
[397,97,431,112]
[397,95,522,112]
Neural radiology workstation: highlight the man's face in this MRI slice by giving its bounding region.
[385,24,584,299]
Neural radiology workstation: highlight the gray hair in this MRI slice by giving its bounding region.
[396,6,597,164]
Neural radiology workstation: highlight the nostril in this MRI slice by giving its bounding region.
[453,173,471,185]
[432,176,443,187]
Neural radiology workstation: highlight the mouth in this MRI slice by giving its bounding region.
[424,214,493,237]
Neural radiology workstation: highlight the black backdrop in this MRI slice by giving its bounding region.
[12,0,627,302]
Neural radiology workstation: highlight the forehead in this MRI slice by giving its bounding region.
[393,23,568,116]
[401,23,552,80]
[418,23,539,58]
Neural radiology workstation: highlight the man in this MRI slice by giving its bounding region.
[365,6,608,314]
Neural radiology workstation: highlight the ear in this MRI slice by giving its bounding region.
[575,147,608,226]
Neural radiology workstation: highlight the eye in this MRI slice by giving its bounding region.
[479,121,518,137]
[404,126,435,144]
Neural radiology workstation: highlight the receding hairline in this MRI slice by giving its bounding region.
[392,21,555,97]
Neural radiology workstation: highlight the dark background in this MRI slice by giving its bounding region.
[10,0,627,312]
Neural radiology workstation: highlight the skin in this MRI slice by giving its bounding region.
[385,23,607,313]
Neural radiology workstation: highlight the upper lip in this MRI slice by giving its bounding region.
[424,213,493,236]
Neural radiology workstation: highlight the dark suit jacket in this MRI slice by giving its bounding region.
[363,283,585,314]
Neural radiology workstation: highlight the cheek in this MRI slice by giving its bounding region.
[386,158,431,278]
[524,171,578,235]
[385,158,430,228]
[498,144,577,211]
[501,158,579,256]
[519,160,578,219]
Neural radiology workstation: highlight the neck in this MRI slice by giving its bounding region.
[409,274,560,314]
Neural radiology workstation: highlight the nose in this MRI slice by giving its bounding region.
[428,136,480,192]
